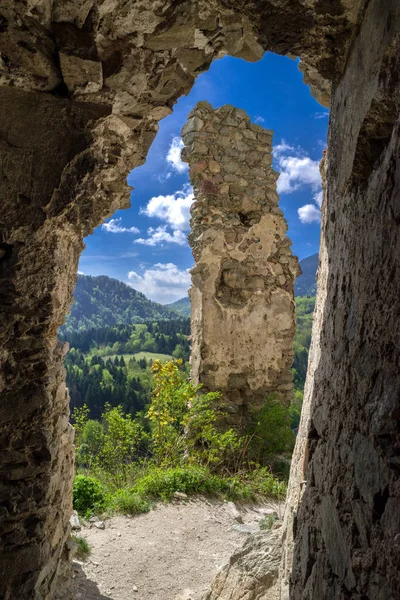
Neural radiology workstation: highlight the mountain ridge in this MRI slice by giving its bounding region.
[61,274,179,334]
[294,253,318,296]
[63,253,318,333]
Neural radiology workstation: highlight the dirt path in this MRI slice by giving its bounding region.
[68,498,282,600]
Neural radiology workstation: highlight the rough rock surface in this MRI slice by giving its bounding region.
[182,102,299,425]
[205,528,282,600]
[282,2,400,599]
[0,1,399,599]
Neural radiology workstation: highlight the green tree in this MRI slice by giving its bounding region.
[246,395,295,466]
[147,360,241,471]
[100,404,146,486]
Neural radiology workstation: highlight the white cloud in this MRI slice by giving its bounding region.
[119,251,139,258]
[273,139,321,194]
[276,155,321,194]
[313,190,323,208]
[314,111,329,120]
[78,270,85,275]
[127,263,191,304]
[102,218,140,234]
[298,204,321,224]
[254,116,265,124]
[273,140,295,157]
[273,138,323,224]
[134,226,188,247]
[154,171,172,183]
[166,137,188,173]
[140,184,194,231]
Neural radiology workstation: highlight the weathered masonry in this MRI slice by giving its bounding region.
[182,102,299,426]
[0,1,399,599]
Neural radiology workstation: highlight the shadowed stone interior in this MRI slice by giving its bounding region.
[0,1,399,599]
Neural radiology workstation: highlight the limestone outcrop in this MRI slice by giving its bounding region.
[204,528,282,600]
[0,1,399,599]
[182,103,299,425]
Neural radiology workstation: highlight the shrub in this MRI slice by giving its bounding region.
[147,360,240,471]
[73,475,106,516]
[110,489,150,515]
[246,466,287,499]
[259,513,278,531]
[131,465,237,500]
[245,395,295,465]
[72,535,91,560]
[130,465,258,502]
[99,404,147,486]
[76,419,105,472]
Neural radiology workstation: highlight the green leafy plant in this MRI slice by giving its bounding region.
[99,404,147,486]
[259,513,278,531]
[245,395,295,467]
[147,359,240,471]
[73,474,106,516]
[72,535,91,560]
[70,360,289,517]
[109,489,151,515]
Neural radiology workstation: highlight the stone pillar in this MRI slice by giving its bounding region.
[181,102,299,427]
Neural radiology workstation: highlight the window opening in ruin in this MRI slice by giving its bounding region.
[60,51,328,598]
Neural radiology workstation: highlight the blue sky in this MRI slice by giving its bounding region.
[79,52,328,303]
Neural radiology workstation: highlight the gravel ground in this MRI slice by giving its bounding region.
[67,498,282,600]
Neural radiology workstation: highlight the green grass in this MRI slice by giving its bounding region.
[106,352,173,363]
[73,465,287,519]
[72,536,91,560]
[133,351,172,362]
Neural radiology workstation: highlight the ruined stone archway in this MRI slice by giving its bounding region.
[0,1,399,599]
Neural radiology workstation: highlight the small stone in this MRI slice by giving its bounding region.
[227,501,243,523]
[132,585,138,592]
[89,516,99,523]
[181,116,204,136]
[191,161,207,174]
[70,510,81,531]
[94,520,105,529]
[173,491,188,500]
[209,159,220,173]
[230,524,257,534]
[59,53,103,94]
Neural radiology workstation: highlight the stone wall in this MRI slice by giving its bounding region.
[0,1,399,599]
[284,2,400,598]
[182,102,299,426]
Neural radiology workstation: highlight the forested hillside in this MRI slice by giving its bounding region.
[294,253,318,296]
[61,275,177,334]
[166,296,191,316]
[64,299,315,425]
[64,319,190,418]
